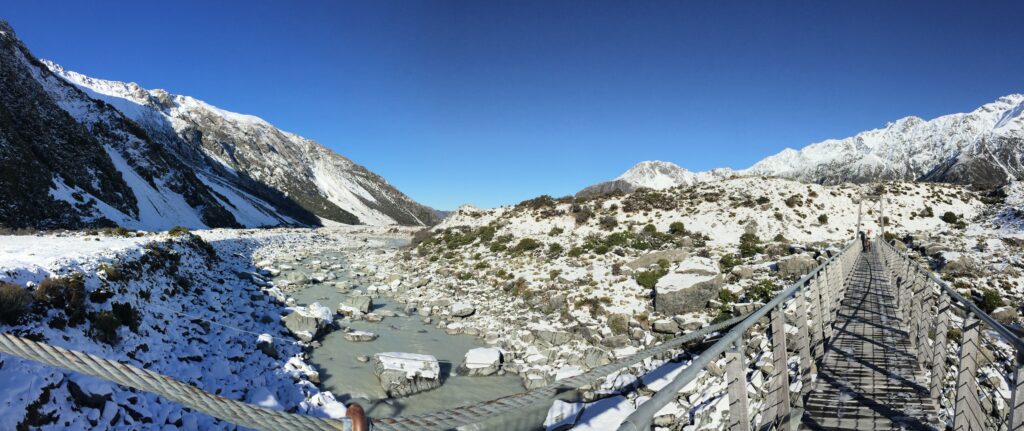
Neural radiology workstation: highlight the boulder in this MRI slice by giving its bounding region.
[625,249,690,271]
[732,302,764,317]
[451,302,476,318]
[654,273,723,315]
[673,257,719,276]
[531,325,573,347]
[942,255,978,278]
[582,347,613,368]
[460,347,503,376]
[282,303,334,342]
[344,295,373,313]
[776,254,817,279]
[652,319,681,334]
[343,331,379,342]
[373,352,441,397]
[256,334,278,358]
[284,271,308,285]
[731,265,755,279]
[991,306,1018,325]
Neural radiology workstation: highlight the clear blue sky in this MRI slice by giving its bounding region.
[5,2,1023,209]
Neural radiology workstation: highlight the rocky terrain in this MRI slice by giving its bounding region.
[0,20,435,231]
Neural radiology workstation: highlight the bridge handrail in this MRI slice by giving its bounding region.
[878,239,1024,352]
[617,239,859,431]
[877,238,1024,430]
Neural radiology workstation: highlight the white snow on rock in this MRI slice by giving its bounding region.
[375,352,441,380]
[464,347,502,370]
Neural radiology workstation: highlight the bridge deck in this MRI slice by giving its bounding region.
[800,249,939,430]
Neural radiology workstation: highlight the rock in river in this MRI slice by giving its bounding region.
[344,294,373,313]
[373,352,442,397]
[343,331,379,342]
[460,347,503,376]
[282,303,334,342]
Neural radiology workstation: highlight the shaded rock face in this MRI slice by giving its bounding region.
[373,353,441,398]
[776,254,817,279]
[941,255,978,278]
[0,22,239,230]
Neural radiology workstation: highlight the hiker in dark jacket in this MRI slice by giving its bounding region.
[859,231,867,252]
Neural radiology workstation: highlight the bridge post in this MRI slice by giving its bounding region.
[726,341,751,431]
[807,276,825,372]
[907,274,924,359]
[1008,351,1024,431]
[953,313,984,431]
[930,293,950,401]
[915,276,934,371]
[764,304,791,431]
[795,287,813,397]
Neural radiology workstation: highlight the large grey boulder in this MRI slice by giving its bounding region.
[451,302,476,318]
[991,306,1018,325]
[344,295,373,313]
[624,249,690,272]
[582,347,613,368]
[459,347,503,376]
[281,303,334,342]
[373,352,441,397]
[652,319,681,334]
[532,328,573,347]
[776,254,817,279]
[942,255,978,278]
[654,259,724,315]
[284,271,308,285]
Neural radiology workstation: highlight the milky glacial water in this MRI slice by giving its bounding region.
[283,250,524,418]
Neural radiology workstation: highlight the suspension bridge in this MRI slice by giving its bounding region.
[1,194,1021,431]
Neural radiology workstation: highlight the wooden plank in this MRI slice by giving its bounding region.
[800,250,938,430]
[953,314,983,431]
[930,293,950,401]
[764,305,791,430]
[726,343,751,431]
[796,289,813,396]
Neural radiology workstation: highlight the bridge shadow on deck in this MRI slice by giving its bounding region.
[800,250,938,431]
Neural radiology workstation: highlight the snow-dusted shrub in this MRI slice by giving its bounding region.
[669,221,686,235]
[0,282,32,324]
[167,226,191,237]
[510,238,542,254]
[738,233,763,258]
[599,215,618,230]
[89,310,121,345]
[34,274,86,325]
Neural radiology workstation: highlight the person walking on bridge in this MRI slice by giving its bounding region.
[859,230,867,252]
[865,229,873,252]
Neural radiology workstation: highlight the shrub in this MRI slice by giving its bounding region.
[516,195,557,210]
[747,279,777,303]
[567,246,586,257]
[920,206,934,218]
[111,302,141,332]
[718,289,739,304]
[168,226,191,237]
[0,282,32,324]
[773,233,787,242]
[669,222,686,235]
[608,314,629,335]
[97,263,125,282]
[978,289,1006,314]
[549,269,562,280]
[34,274,86,325]
[940,212,959,224]
[548,227,564,236]
[510,238,542,253]
[642,224,658,234]
[738,233,763,258]
[547,243,564,258]
[719,254,742,272]
[90,311,121,345]
[623,188,677,212]
[784,195,803,208]
[574,206,594,225]
[635,269,667,289]
[818,214,828,224]
[599,215,618,230]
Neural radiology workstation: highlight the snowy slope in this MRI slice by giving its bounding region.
[577,161,734,197]
[43,60,436,227]
[745,94,1024,187]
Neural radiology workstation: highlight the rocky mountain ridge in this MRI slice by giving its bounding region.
[581,95,1024,196]
[0,20,436,230]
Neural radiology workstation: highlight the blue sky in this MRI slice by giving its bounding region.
[6,1,1023,209]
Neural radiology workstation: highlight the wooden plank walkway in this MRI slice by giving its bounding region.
[800,249,939,430]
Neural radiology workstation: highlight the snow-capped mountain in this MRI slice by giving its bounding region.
[577,161,734,197]
[581,95,1024,197]
[745,94,1024,187]
[0,20,436,230]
